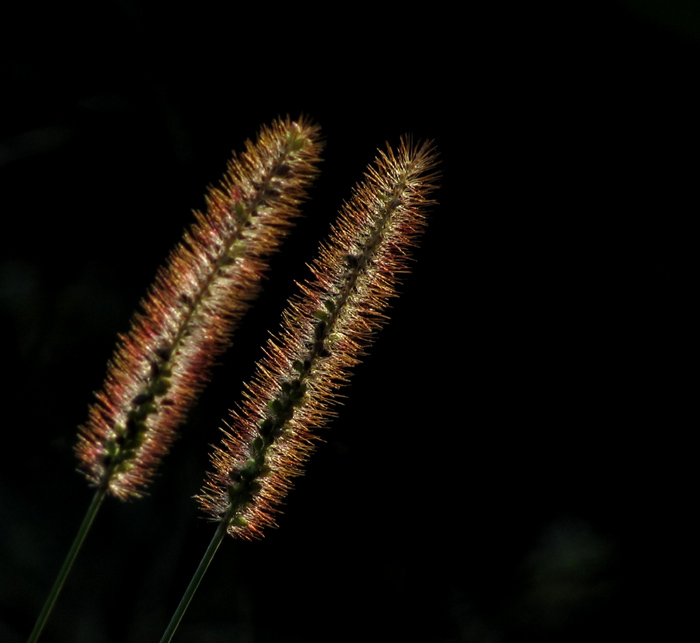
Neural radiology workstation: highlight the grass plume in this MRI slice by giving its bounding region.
[197,137,439,538]
[75,117,322,499]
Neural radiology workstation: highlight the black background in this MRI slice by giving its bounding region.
[1,1,695,641]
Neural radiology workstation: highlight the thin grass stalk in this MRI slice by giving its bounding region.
[159,507,233,643]
[27,488,106,643]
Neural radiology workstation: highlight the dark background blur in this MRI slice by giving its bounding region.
[0,1,695,641]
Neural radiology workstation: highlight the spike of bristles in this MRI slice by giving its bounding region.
[76,117,323,500]
[198,137,439,538]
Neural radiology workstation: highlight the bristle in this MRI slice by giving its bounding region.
[76,117,323,499]
[198,137,439,538]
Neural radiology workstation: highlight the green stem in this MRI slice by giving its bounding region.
[159,511,232,643]
[28,486,107,643]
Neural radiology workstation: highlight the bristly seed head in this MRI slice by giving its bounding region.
[197,136,439,538]
[75,117,323,500]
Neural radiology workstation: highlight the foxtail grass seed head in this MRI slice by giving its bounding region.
[198,137,439,538]
[76,117,323,499]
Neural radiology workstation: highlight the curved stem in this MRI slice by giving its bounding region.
[159,511,232,643]
[28,486,107,643]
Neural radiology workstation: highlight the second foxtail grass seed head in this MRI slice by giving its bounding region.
[197,137,440,538]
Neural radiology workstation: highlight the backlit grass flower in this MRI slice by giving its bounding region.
[198,137,439,538]
[75,117,323,499]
